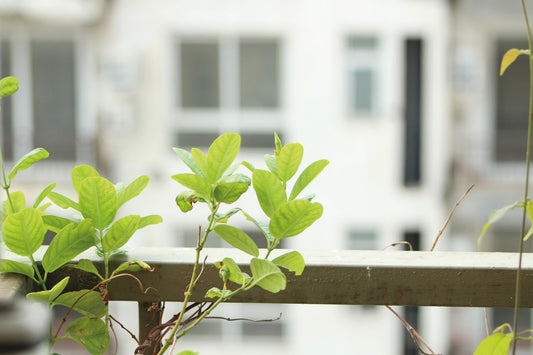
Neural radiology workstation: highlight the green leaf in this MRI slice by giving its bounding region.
[2,207,46,256]
[272,251,305,275]
[478,202,520,249]
[63,317,109,355]
[175,191,198,212]
[277,143,303,182]
[213,225,259,257]
[215,257,249,285]
[7,148,49,181]
[176,351,199,355]
[0,76,19,98]
[54,290,107,318]
[102,215,140,252]
[241,160,255,172]
[252,169,286,218]
[79,177,118,230]
[250,258,286,293]
[0,259,36,281]
[42,220,97,273]
[33,183,57,208]
[4,190,26,215]
[473,333,512,355]
[42,215,76,233]
[138,215,163,229]
[71,165,100,192]
[213,207,241,223]
[264,154,278,176]
[47,191,81,211]
[117,175,150,208]
[68,259,103,280]
[171,173,212,200]
[26,276,70,303]
[274,132,282,155]
[500,48,529,76]
[173,147,206,178]
[206,133,241,183]
[111,259,153,277]
[241,210,275,246]
[214,173,251,204]
[269,200,323,239]
[289,159,329,200]
[191,148,208,176]
[205,287,231,299]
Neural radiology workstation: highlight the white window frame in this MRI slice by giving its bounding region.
[172,36,283,147]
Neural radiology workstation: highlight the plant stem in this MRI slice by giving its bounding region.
[29,254,47,290]
[513,1,533,353]
[0,146,15,213]
[157,204,220,355]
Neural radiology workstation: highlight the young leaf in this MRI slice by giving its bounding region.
[4,190,26,215]
[102,215,141,252]
[42,215,76,233]
[79,177,118,230]
[289,159,329,200]
[42,220,97,273]
[241,160,255,172]
[54,290,107,318]
[205,287,231,299]
[138,215,163,229]
[117,175,150,208]
[473,333,512,355]
[214,173,251,204]
[175,191,198,212]
[71,165,100,192]
[191,148,208,176]
[274,132,282,155]
[252,169,287,218]
[272,251,305,275]
[111,260,153,277]
[2,207,46,256]
[277,143,303,182]
[63,317,110,355]
[68,259,103,280]
[7,148,49,181]
[176,351,199,355]
[250,258,286,293]
[171,173,212,199]
[33,183,56,208]
[47,191,81,211]
[0,259,36,281]
[0,76,19,98]
[213,207,242,223]
[26,276,70,303]
[173,147,206,178]
[264,154,279,176]
[269,200,323,239]
[500,48,529,76]
[478,202,520,249]
[215,257,249,285]
[241,210,275,246]
[206,133,241,183]
[213,225,259,257]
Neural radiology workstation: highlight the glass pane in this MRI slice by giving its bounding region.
[180,42,219,108]
[176,131,218,149]
[347,230,377,250]
[241,132,280,148]
[239,40,279,108]
[1,40,13,160]
[353,69,373,112]
[348,36,377,49]
[31,40,76,161]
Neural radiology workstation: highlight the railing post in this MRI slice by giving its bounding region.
[138,301,161,355]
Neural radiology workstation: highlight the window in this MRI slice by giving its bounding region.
[346,36,379,116]
[174,37,281,149]
[0,35,91,163]
[495,39,529,162]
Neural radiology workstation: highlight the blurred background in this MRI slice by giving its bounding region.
[1,0,532,354]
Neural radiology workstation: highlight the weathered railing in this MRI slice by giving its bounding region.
[2,247,533,349]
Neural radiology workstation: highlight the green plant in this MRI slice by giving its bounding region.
[0,76,162,355]
[135,132,328,355]
[475,1,533,354]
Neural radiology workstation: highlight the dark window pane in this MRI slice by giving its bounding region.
[31,40,76,160]
[239,40,279,108]
[346,230,377,250]
[176,131,218,149]
[495,39,529,162]
[241,132,280,148]
[1,40,13,160]
[348,36,377,49]
[180,42,219,108]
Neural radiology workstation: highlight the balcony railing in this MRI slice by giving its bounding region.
[2,247,533,351]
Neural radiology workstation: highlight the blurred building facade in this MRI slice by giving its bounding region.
[0,0,531,354]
